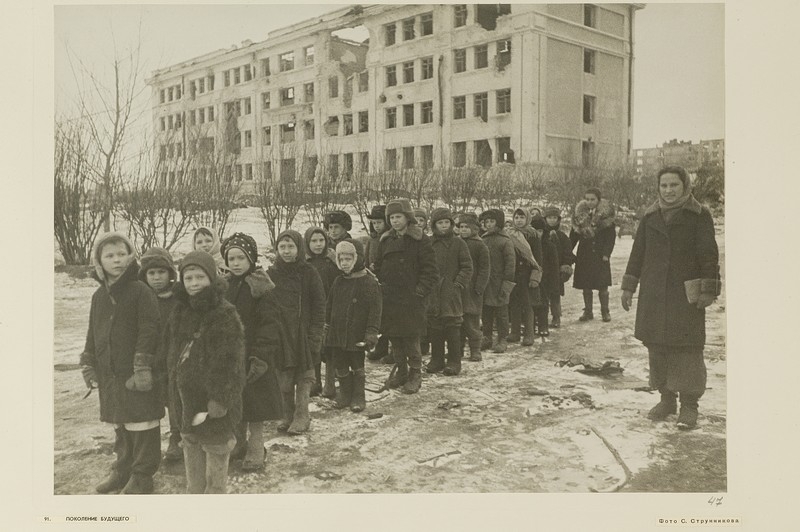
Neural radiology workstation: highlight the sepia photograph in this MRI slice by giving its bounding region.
[50,2,728,500]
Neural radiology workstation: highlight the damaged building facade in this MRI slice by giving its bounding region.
[147,3,642,190]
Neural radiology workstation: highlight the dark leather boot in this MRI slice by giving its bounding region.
[310,363,323,397]
[599,290,611,322]
[402,367,422,394]
[97,427,132,493]
[443,327,462,376]
[677,393,700,430]
[121,427,160,494]
[579,290,594,321]
[426,329,446,373]
[164,430,182,462]
[351,369,366,412]
[322,361,337,398]
[277,390,294,433]
[522,309,537,345]
[647,390,678,420]
[386,363,408,389]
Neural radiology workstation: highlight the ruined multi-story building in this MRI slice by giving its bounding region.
[147,4,642,189]
[633,138,725,175]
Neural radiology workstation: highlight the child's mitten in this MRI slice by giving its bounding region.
[559,264,573,283]
[207,399,227,418]
[125,353,154,392]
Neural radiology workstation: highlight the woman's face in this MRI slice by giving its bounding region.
[584,194,600,209]
[659,173,685,204]
[308,233,327,256]
[195,232,214,253]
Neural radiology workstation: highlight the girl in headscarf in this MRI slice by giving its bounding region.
[193,226,228,274]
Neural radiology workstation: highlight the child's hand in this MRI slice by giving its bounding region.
[81,365,98,389]
[207,400,227,418]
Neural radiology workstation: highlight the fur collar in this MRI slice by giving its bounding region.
[226,268,275,298]
[380,224,424,242]
[644,194,703,216]
[572,199,616,238]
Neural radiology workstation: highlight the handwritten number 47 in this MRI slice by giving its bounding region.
[708,496,723,506]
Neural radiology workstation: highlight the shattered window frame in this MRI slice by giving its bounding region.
[358,110,369,133]
[474,92,488,121]
[454,5,468,27]
[305,82,315,102]
[384,22,396,46]
[475,44,489,69]
[496,88,511,114]
[403,18,415,41]
[343,113,354,136]
[281,122,296,143]
[421,57,434,80]
[421,12,433,36]
[262,91,271,110]
[454,49,467,73]
[279,51,295,72]
[280,87,295,107]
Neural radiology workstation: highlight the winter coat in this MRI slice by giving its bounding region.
[325,271,382,351]
[268,259,326,370]
[225,269,285,421]
[540,226,573,297]
[80,261,164,424]
[622,196,721,347]
[461,234,491,315]
[304,230,341,297]
[481,229,516,307]
[365,235,384,272]
[164,279,245,443]
[428,229,473,321]
[374,224,439,337]
[329,232,353,250]
[570,199,616,289]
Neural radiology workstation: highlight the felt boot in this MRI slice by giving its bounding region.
[97,427,132,493]
[120,474,154,495]
[579,291,594,321]
[241,422,265,471]
[599,290,611,322]
[492,338,508,353]
[322,361,337,399]
[402,367,422,394]
[351,369,366,412]
[468,341,483,362]
[443,327,462,376]
[677,393,700,430]
[386,362,408,389]
[647,391,678,421]
[121,427,160,494]
[287,379,312,435]
[426,329,446,373]
[230,422,247,458]
[481,336,493,351]
[277,390,294,433]
[310,363,323,397]
[164,430,182,462]
[334,371,354,409]
[522,310,536,345]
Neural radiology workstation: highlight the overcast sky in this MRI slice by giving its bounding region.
[54,2,725,150]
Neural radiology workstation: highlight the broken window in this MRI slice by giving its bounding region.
[421,101,433,124]
[475,44,489,69]
[279,51,294,72]
[385,23,396,46]
[454,5,468,27]
[452,142,466,167]
[358,110,369,133]
[281,122,295,143]
[421,145,433,169]
[304,46,315,66]
[359,152,369,172]
[358,71,369,92]
[496,88,511,114]
[386,65,397,87]
[281,87,295,106]
[403,18,415,41]
[496,39,512,69]
[262,92,271,110]
[325,116,340,136]
[454,49,466,73]
[584,4,596,28]
[245,163,253,180]
[497,137,513,163]
[474,92,488,122]
[343,114,353,135]
[385,148,397,171]
[329,76,339,98]
[421,12,433,36]
[385,107,397,129]
[305,82,315,102]
[281,158,296,183]
[453,96,466,119]
[421,57,434,80]
[262,126,271,145]
[582,140,595,166]
[475,139,492,167]
[343,153,354,179]
[403,147,415,169]
[304,120,315,140]
[244,130,252,148]
[403,104,414,126]
[403,61,415,83]
[583,95,595,124]
[584,48,596,74]
[261,58,271,77]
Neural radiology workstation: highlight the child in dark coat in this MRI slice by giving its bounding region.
[364,205,392,363]
[457,213,491,361]
[325,239,382,411]
[542,207,576,329]
[138,247,182,461]
[268,230,326,434]
[426,208,473,376]
[163,251,246,493]
[507,208,543,344]
[220,232,285,471]
[304,227,340,398]
[79,232,163,494]
[479,209,516,353]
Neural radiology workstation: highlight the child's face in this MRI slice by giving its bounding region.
[435,219,451,232]
[371,219,385,233]
[484,219,497,231]
[415,216,426,228]
[183,266,211,296]
[513,213,527,228]
[146,267,171,292]
[99,242,131,282]
[389,213,408,231]
[195,232,214,253]
[327,223,346,240]
[546,215,559,227]
[308,233,327,256]
[458,223,472,238]
[584,193,600,209]
[277,238,299,262]
[226,247,251,276]
[337,253,356,274]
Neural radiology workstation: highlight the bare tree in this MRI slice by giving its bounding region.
[255,167,303,247]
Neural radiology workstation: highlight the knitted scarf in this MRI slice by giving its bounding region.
[506,226,539,269]
[658,190,693,224]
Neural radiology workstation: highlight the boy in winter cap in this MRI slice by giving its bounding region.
[365,204,392,363]
[163,250,246,493]
[325,239,382,411]
[374,199,439,394]
[80,232,163,494]
[457,213,491,361]
[478,210,516,353]
[323,210,353,249]
[414,207,429,235]
[139,247,182,461]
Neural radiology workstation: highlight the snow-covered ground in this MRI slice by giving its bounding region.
[53,216,726,494]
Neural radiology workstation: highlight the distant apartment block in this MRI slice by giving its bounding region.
[633,138,725,175]
[147,3,643,189]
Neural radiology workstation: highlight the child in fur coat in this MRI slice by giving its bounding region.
[325,239,382,412]
[164,251,246,493]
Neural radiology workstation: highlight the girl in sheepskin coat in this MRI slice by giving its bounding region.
[304,226,341,398]
[570,188,617,322]
[268,229,326,435]
[426,207,473,376]
[541,207,576,329]
[457,212,491,362]
[479,209,516,353]
[79,232,162,495]
[220,232,286,471]
[622,166,721,430]
[164,251,246,493]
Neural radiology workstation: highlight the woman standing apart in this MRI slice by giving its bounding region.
[621,166,721,430]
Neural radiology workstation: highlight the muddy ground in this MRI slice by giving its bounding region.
[53,226,726,494]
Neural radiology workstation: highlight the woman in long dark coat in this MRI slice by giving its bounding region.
[621,166,720,430]
[570,188,616,322]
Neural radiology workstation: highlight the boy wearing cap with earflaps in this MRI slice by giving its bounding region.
[478,209,516,353]
[162,251,246,493]
[323,210,353,250]
[325,239,382,411]
[374,199,439,394]
[79,232,163,494]
[457,213,491,361]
